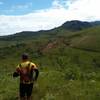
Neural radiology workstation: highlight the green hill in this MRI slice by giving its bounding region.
[0,20,100,100]
[68,26,100,52]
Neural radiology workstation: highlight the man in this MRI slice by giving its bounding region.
[13,53,39,100]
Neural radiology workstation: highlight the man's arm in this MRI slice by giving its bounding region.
[31,62,39,81]
[13,66,20,77]
[34,69,39,81]
[13,72,19,77]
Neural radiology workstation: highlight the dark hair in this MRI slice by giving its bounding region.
[22,53,29,60]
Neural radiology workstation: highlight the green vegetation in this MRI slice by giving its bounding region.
[0,20,100,100]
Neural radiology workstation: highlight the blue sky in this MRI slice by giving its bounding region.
[0,0,53,15]
[0,0,100,36]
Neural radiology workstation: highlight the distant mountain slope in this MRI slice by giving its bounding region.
[60,20,100,31]
[91,21,100,26]
[61,20,92,31]
[0,20,100,52]
[68,26,100,52]
[0,20,100,41]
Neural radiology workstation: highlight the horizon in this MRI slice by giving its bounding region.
[0,20,100,37]
[0,0,100,36]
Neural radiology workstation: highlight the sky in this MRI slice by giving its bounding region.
[0,0,100,36]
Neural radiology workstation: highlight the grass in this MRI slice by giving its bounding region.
[0,46,100,100]
[1,70,100,100]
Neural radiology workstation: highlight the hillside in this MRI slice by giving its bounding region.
[0,20,100,100]
[69,26,100,52]
[0,20,100,52]
[61,20,92,31]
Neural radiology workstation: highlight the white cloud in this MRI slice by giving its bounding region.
[0,0,100,36]
[52,0,63,8]
[67,0,100,20]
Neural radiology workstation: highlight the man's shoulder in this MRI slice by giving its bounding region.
[17,61,30,68]
[30,62,36,66]
[29,62,37,69]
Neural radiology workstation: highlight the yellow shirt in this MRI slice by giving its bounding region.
[16,61,37,84]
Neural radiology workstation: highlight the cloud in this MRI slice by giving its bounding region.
[52,0,63,8]
[0,0,100,36]
[67,0,100,19]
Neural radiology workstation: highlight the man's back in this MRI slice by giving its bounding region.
[16,61,38,84]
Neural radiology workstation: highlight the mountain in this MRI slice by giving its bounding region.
[1,20,100,40]
[0,20,100,50]
[91,21,100,26]
[61,20,92,31]
[59,20,100,31]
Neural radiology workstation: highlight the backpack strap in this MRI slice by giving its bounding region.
[19,64,22,68]
[19,62,31,68]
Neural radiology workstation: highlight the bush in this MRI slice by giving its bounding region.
[64,66,81,80]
